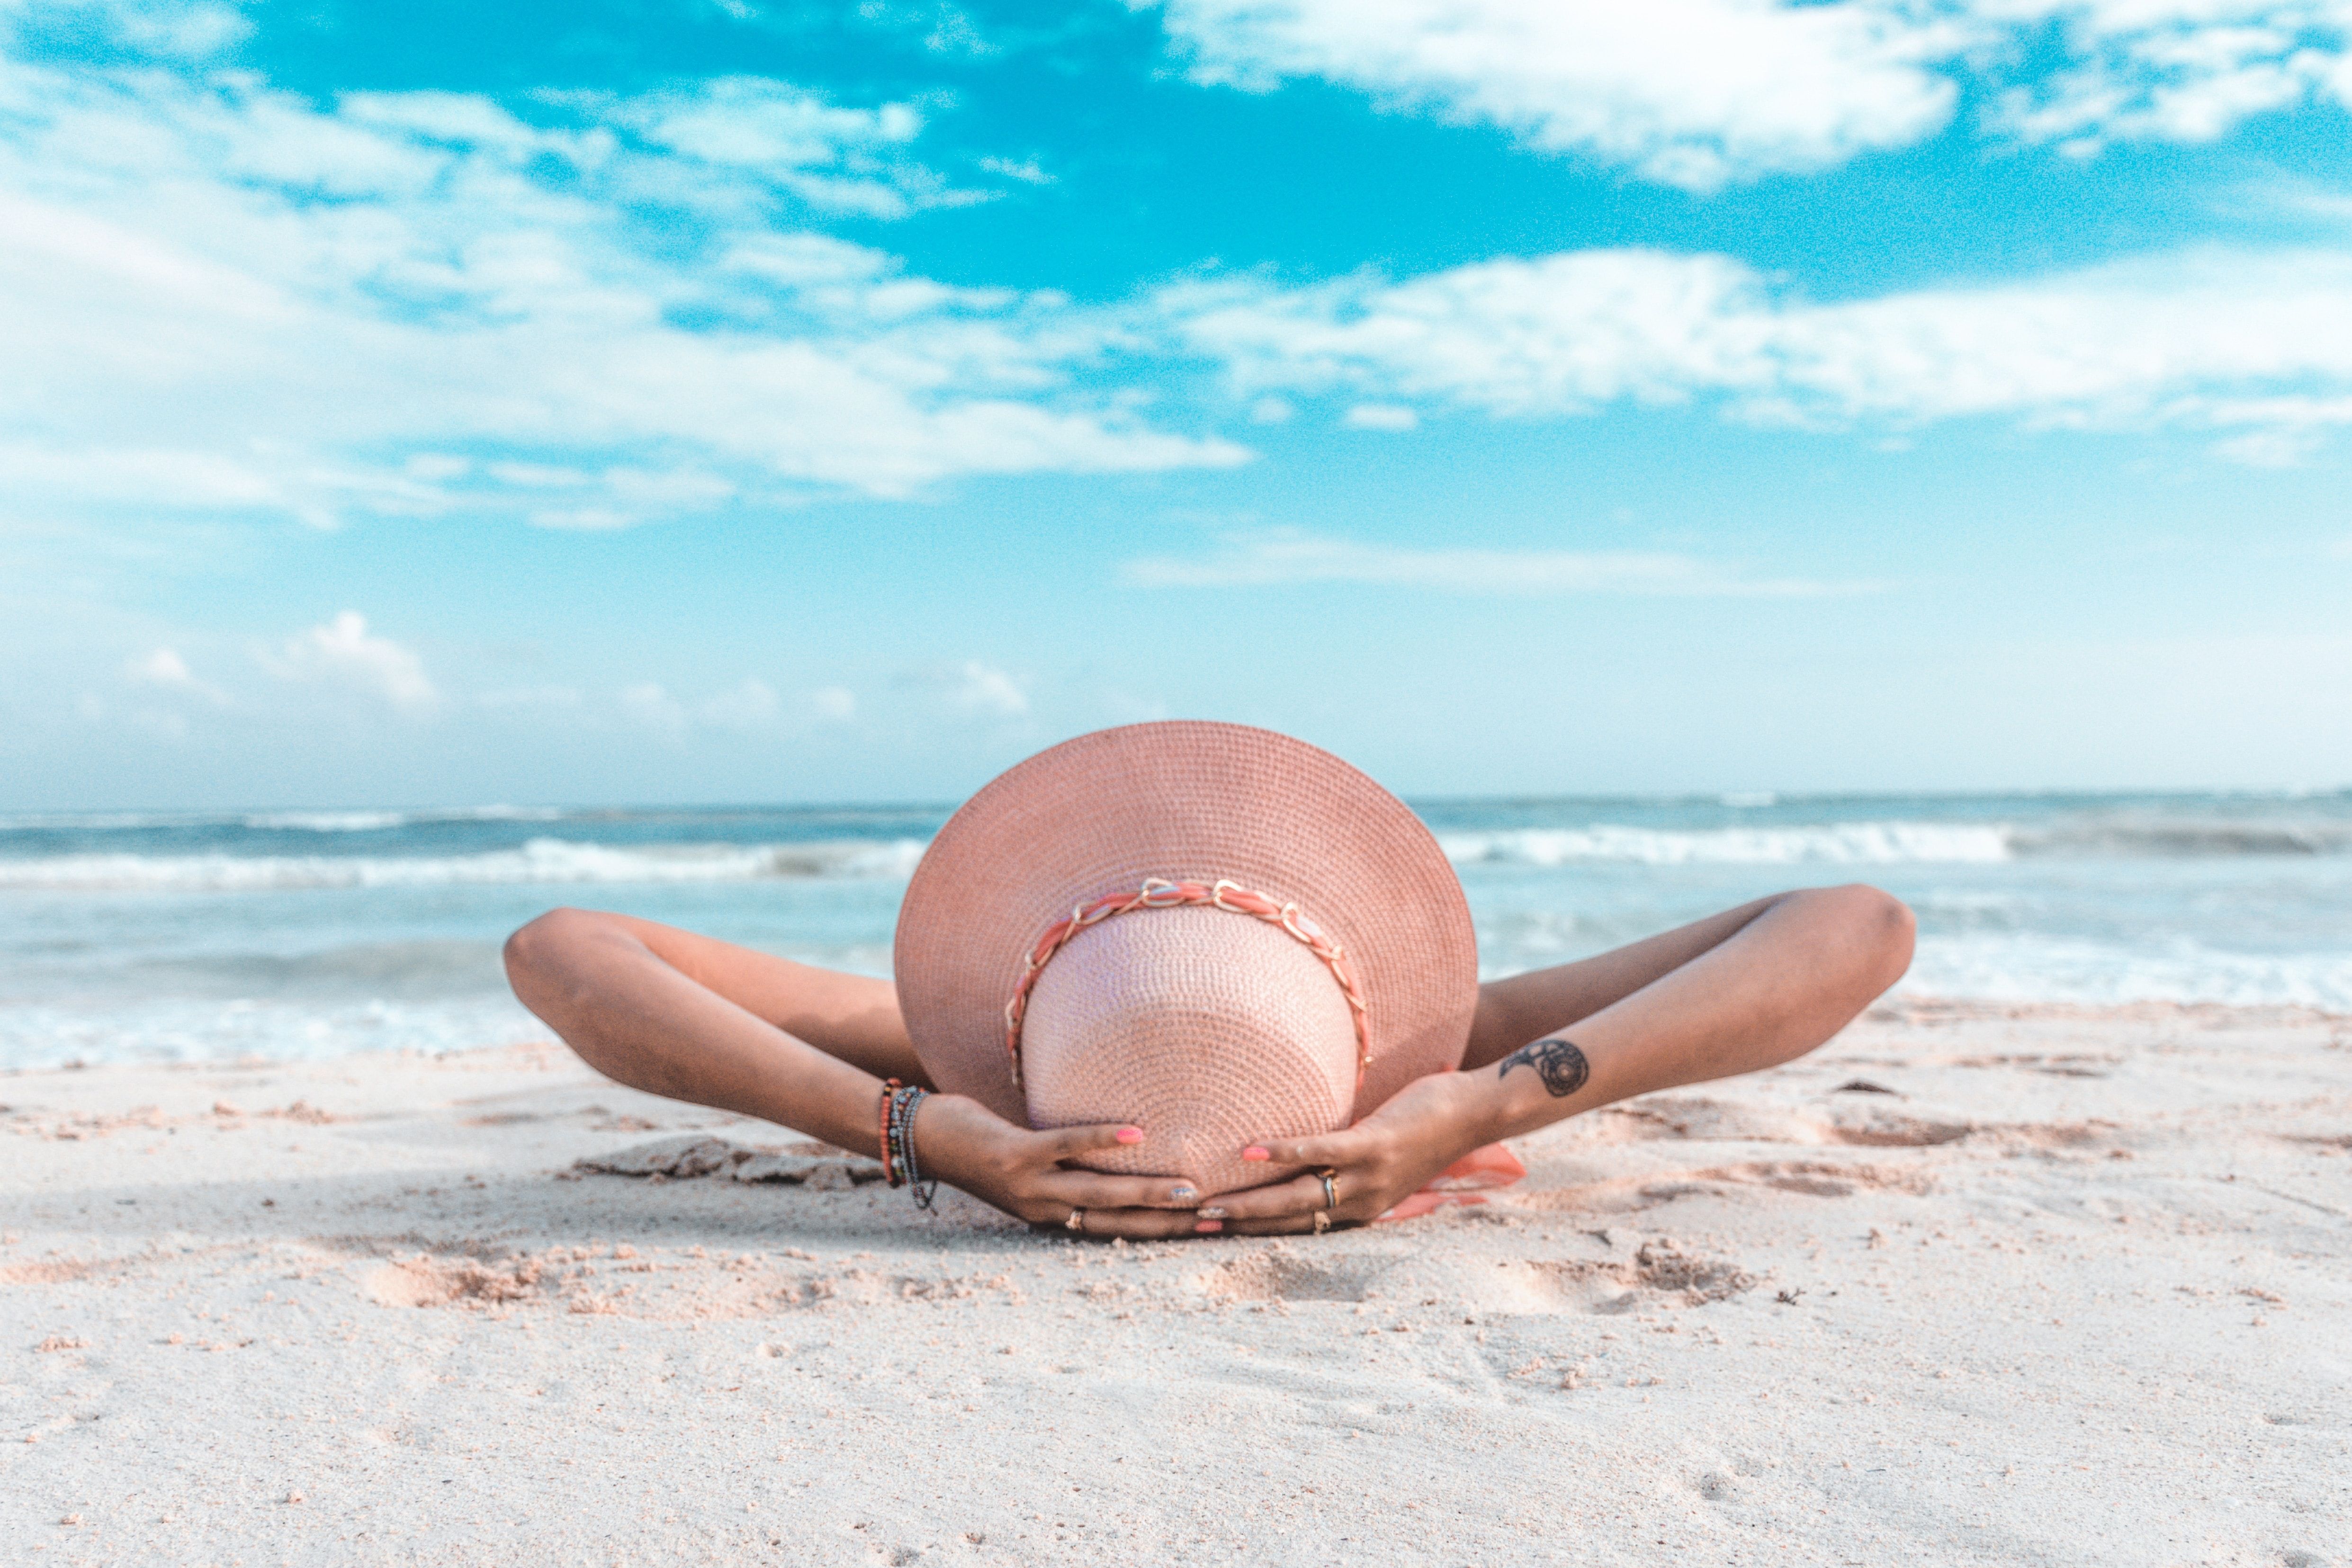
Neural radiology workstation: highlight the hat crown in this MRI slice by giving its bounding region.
[893,720,1479,1195]
[1022,903,1356,1196]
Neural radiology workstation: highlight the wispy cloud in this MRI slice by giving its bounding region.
[598,76,960,219]
[978,155,1054,185]
[1985,1,2352,157]
[617,676,857,735]
[0,34,1249,538]
[261,613,438,715]
[1166,245,2352,461]
[1142,0,2352,189]
[898,660,1031,717]
[1342,403,1418,431]
[1147,0,1959,191]
[123,646,227,704]
[1123,531,1882,596]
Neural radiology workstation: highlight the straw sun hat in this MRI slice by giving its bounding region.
[894,721,1478,1199]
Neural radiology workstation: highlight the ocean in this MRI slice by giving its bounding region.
[3,790,2347,1070]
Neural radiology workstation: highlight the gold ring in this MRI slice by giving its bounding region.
[1319,1169,1339,1210]
[1064,1208,1085,1232]
[1311,1210,1331,1234]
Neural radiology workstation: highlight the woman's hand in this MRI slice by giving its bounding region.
[912,1094,1208,1239]
[1203,1070,1495,1234]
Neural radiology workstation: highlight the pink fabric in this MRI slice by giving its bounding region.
[1373,1142,1526,1223]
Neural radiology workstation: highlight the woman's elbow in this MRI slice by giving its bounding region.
[1834,883,1916,988]
[503,906,598,999]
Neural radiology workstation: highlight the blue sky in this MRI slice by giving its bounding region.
[5,0,2351,809]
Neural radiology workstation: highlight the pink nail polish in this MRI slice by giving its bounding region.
[1241,1146,1270,1161]
[1194,1219,1222,1233]
[1115,1127,1144,1144]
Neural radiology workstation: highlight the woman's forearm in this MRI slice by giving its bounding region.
[504,908,885,1153]
[1456,884,1916,1145]
[506,907,1227,1239]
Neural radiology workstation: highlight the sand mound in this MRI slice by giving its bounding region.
[572,1134,884,1187]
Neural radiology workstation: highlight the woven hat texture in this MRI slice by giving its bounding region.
[893,721,1478,1198]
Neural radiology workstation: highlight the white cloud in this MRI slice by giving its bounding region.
[1342,403,1419,430]
[696,677,781,731]
[517,465,741,529]
[475,684,584,710]
[265,612,438,714]
[1167,245,2352,460]
[1140,1,2352,188]
[619,681,687,735]
[21,0,254,59]
[1124,530,1877,595]
[529,507,639,532]
[903,660,1029,717]
[616,676,846,734]
[1984,1,2352,155]
[123,645,226,702]
[606,77,953,219]
[487,462,592,488]
[978,155,1054,185]
[2,441,298,512]
[0,41,1250,538]
[952,662,1030,717]
[1147,0,1961,191]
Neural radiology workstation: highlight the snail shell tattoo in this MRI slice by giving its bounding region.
[1498,1037,1590,1098]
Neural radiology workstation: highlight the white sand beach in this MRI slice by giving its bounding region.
[4,1000,2347,1566]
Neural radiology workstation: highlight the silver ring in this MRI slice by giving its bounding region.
[1318,1170,1339,1210]
[1311,1210,1331,1234]
[1064,1208,1085,1232]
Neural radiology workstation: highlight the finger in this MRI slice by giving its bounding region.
[1071,1206,1223,1240]
[1225,1211,1362,1236]
[1027,1205,1216,1240]
[1239,1129,1370,1168]
[1034,1169,1205,1211]
[1031,1121,1146,1163]
[1197,1171,1329,1223]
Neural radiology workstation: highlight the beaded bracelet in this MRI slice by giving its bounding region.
[886,1084,938,1211]
[876,1077,902,1187]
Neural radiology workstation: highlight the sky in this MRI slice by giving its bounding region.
[4,0,2352,810]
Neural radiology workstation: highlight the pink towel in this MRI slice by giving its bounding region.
[1373,1142,1526,1223]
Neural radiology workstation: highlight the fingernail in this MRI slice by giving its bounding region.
[1242,1146,1270,1161]
[1168,1186,1197,1201]
[1199,1207,1227,1219]
[1116,1127,1144,1144]
[1194,1219,1223,1234]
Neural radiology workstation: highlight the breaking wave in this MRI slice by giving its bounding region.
[0,836,930,893]
[0,805,571,833]
[1439,823,2016,867]
[1438,815,2352,867]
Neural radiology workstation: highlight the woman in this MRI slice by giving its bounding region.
[505,722,1913,1238]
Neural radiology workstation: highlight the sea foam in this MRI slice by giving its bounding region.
[0,836,930,893]
[1438,822,2016,867]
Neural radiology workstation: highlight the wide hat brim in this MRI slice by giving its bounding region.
[894,721,1479,1129]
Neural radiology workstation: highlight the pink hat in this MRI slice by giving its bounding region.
[894,721,1478,1198]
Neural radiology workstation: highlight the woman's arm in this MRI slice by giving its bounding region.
[511,909,921,1085]
[1207,883,1917,1234]
[503,908,1206,1236]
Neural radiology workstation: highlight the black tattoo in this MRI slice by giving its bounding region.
[1498,1037,1589,1098]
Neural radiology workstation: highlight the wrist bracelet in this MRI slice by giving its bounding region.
[877,1077,902,1186]
[885,1084,938,1211]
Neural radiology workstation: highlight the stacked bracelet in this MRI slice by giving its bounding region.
[876,1078,902,1186]
[876,1081,936,1211]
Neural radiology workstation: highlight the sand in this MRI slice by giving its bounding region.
[2,1000,2348,1566]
